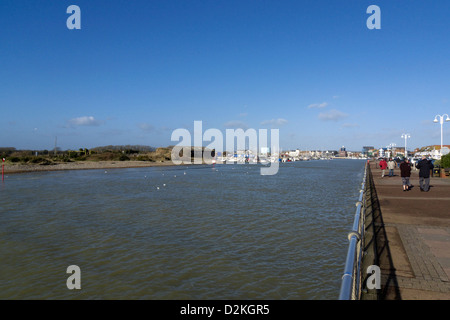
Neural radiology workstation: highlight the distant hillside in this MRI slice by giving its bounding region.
[416,145,450,152]
[90,145,156,153]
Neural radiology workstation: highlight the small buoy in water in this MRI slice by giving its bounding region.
[163,184,166,187]
[156,187,160,190]
[105,171,107,173]
[174,175,176,177]
[184,172,186,175]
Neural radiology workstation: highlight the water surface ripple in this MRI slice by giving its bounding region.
[0,159,365,299]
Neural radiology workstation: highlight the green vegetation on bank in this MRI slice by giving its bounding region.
[0,146,172,165]
[440,153,450,168]
[0,146,215,166]
[431,153,450,169]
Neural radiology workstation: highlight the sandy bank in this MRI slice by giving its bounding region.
[2,161,178,174]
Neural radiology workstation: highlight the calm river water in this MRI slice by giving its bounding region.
[0,159,365,299]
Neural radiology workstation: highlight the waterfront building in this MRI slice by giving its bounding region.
[339,146,347,158]
[288,150,300,157]
[362,146,375,157]
[260,147,270,155]
[414,145,450,159]
[393,147,406,157]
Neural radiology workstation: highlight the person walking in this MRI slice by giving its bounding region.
[416,156,434,192]
[411,158,417,171]
[387,158,397,177]
[379,158,387,178]
[400,158,412,191]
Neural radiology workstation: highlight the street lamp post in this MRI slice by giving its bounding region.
[433,114,450,155]
[389,143,396,158]
[401,134,411,157]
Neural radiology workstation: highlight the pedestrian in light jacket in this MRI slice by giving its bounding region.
[387,158,397,177]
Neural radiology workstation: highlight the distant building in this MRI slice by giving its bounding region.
[414,145,450,159]
[339,146,347,158]
[288,150,300,157]
[393,147,405,157]
[362,146,375,157]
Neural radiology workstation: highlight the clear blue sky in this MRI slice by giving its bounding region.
[1,0,449,151]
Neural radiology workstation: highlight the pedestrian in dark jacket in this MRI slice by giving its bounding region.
[416,156,434,192]
[400,159,412,191]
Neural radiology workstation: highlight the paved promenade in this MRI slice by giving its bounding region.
[369,161,450,299]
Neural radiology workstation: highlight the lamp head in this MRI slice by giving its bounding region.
[433,118,439,123]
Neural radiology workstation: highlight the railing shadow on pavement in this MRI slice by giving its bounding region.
[361,164,402,300]
[340,162,402,300]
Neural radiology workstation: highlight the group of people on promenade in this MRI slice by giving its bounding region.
[378,158,397,178]
[378,156,435,192]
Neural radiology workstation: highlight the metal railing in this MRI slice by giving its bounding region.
[339,162,368,300]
